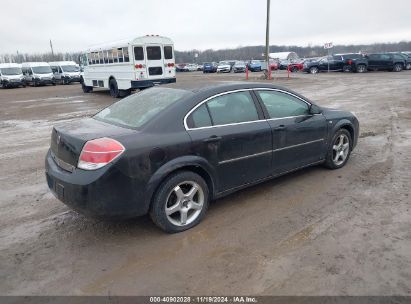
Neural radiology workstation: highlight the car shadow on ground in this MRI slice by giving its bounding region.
[50,164,329,244]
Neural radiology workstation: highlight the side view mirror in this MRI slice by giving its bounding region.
[309,104,322,115]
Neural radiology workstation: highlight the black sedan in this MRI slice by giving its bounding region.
[45,83,359,233]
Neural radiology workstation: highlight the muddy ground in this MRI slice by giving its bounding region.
[0,70,410,296]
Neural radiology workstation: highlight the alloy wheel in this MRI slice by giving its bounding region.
[332,134,350,166]
[165,181,204,226]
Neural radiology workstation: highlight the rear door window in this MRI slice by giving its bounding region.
[256,90,309,118]
[147,46,162,60]
[164,46,173,59]
[206,91,259,125]
[187,104,212,128]
[134,47,144,61]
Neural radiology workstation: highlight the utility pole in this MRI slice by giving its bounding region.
[50,39,54,59]
[265,0,271,79]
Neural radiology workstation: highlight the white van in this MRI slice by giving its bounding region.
[0,63,26,88]
[79,35,176,97]
[49,61,81,84]
[22,62,56,86]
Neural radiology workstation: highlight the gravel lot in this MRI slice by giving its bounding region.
[1,70,411,296]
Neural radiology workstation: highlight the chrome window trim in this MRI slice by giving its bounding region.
[184,87,314,131]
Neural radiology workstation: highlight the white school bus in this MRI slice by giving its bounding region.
[80,35,176,97]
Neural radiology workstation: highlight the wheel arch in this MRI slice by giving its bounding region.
[331,120,356,150]
[144,156,217,213]
[108,75,117,84]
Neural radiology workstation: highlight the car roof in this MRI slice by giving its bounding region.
[164,81,307,98]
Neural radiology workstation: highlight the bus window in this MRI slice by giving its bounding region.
[118,48,124,63]
[164,46,173,59]
[112,48,118,63]
[104,51,109,64]
[99,51,104,64]
[123,47,129,62]
[147,46,161,60]
[134,47,144,61]
[108,49,113,63]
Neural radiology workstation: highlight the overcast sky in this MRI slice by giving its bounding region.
[1,0,411,54]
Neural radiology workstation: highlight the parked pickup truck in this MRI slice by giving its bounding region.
[365,53,406,72]
[303,54,367,74]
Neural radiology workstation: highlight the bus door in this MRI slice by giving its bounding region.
[133,46,147,81]
[163,45,175,78]
[145,45,164,79]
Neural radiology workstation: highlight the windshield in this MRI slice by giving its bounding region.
[61,65,79,72]
[32,66,52,74]
[235,61,245,65]
[219,62,229,65]
[0,67,22,75]
[94,87,191,129]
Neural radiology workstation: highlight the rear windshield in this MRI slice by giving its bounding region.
[94,87,190,129]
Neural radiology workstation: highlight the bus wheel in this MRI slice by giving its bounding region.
[109,79,120,98]
[81,82,93,93]
[119,89,131,97]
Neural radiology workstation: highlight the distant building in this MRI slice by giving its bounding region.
[268,51,299,61]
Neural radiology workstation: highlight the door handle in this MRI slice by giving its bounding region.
[203,135,222,143]
[273,125,286,131]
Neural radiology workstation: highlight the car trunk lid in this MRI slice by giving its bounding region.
[50,118,135,168]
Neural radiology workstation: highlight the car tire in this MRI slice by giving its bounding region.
[343,65,352,72]
[356,64,366,73]
[393,63,403,72]
[324,129,352,170]
[109,78,120,98]
[150,171,210,233]
[81,82,93,93]
[309,66,319,74]
[291,66,298,73]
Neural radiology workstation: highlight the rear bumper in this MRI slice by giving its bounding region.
[131,78,176,89]
[45,150,148,218]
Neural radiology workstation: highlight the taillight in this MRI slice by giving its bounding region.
[348,60,352,65]
[135,64,144,69]
[78,137,125,170]
[167,63,175,67]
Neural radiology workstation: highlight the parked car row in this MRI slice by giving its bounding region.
[0,61,82,89]
[302,52,411,74]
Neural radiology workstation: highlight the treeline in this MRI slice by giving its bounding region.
[175,41,411,63]
[1,41,410,64]
[0,52,81,64]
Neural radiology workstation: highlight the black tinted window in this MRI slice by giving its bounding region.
[257,91,309,118]
[147,46,162,60]
[188,104,212,128]
[342,54,361,59]
[206,91,258,125]
[164,46,173,59]
[134,47,144,61]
